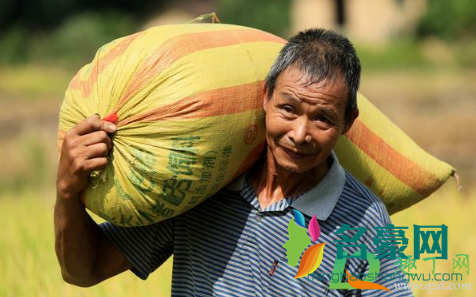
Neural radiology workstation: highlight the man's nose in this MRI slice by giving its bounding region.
[289,118,312,145]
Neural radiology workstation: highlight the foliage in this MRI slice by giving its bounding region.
[0,0,293,67]
[0,27,30,64]
[417,0,476,40]
[0,11,139,68]
[215,0,291,37]
[0,0,161,31]
[33,11,138,67]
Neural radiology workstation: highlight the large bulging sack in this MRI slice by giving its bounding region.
[335,93,455,214]
[57,24,284,226]
[57,23,454,226]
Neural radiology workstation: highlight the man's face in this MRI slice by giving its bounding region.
[264,66,354,174]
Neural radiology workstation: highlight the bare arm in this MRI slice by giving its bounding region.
[54,114,132,287]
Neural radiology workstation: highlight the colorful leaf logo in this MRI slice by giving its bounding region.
[294,243,326,278]
[308,214,321,243]
[293,209,306,228]
[290,210,326,278]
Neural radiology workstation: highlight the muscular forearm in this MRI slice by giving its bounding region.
[54,190,102,287]
[54,114,122,286]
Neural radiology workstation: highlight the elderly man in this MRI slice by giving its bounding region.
[55,28,413,296]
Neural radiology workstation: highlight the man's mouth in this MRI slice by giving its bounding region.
[280,146,309,159]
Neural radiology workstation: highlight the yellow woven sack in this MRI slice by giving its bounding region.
[57,23,454,226]
[57,24,286,226]
[334,93,455,215]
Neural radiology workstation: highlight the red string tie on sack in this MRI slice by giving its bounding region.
[102,112,118,124]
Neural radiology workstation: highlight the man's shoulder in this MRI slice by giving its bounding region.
[334,170,391,225]
[342,170,383,203]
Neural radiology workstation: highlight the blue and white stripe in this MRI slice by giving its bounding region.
[100,154,413,296]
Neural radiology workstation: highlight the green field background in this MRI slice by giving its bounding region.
[2,1,476,295]
[1,55,475,297]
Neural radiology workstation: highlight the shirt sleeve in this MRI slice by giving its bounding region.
[99,219,174,280]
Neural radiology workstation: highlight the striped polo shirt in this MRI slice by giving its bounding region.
[99,152,413,296]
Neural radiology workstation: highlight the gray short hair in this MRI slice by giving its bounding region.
[265,28,361,126]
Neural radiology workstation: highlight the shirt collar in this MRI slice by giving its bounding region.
[225,151,346,221]
[290,151,346,221]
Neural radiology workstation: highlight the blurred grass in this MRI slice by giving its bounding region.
[0,183,473,296]
[0,188,173,297]
[392,182,475,296]
[356,38,476,73]
[0,65,72,100]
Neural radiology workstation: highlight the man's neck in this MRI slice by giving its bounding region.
[249,148,331,210]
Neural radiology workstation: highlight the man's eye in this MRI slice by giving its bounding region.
[281,105,294,113]
[313,116,329,123]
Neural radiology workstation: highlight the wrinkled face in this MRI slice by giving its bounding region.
[264,66,352,174]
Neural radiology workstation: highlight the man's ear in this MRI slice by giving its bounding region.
[342,108,359,135]
[263,88,270,111]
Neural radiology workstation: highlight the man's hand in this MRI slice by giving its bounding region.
[56,114,116,200]
[54,114,131,287]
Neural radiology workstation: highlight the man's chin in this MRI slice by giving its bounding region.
[277,161,309,174]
